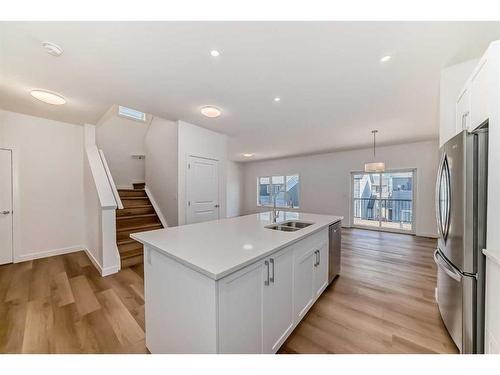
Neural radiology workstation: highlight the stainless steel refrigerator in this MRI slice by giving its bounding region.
[435,126,488,353]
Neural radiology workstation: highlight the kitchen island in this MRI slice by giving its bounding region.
[131,211,342,353]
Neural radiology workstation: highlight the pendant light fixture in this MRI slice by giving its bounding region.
[364,130,385,172]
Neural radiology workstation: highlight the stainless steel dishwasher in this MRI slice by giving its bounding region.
[328,221,341,283]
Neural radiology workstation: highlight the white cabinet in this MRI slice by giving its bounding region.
[454,56,490,136]
[293,234,329,321]
[218,260,265,353]
[218,246,294,354]
[470,57,490,130]
[456,87,470,134]
[218,227,329,353]
[293,247,316,320]
[263,247,294,352]
[314,242,329,297]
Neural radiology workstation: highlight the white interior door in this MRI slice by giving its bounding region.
[186,156,219,224]
[0,149,13,265]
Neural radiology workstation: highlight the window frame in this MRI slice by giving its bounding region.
[256,174,300,209]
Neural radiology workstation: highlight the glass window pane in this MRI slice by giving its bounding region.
[380,171,413,231]
[286,175,300,208]
[352,173,379,228]
[258,177,271,205]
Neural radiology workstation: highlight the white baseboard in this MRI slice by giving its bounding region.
[84,247,120,277]
[15,245,83,263]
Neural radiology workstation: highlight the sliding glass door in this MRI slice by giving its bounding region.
[351,169,416,233]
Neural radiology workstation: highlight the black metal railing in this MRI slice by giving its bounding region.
[353,198,413,223]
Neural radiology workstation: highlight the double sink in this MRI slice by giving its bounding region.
[265,220,313,232]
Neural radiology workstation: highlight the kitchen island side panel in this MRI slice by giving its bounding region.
[144,246,218,353]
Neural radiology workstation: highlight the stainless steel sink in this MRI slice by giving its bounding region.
[280,221,313,229]
[265,221,314,232]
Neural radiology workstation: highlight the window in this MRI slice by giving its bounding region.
[351,169,415,233]
[118,105,147,122]
[258,174,300,208]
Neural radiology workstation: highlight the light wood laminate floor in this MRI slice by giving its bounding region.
[0,228,458,354]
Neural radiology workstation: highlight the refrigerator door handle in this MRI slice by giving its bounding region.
[434,249,462,282]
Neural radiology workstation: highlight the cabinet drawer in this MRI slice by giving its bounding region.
[292,228,328,260]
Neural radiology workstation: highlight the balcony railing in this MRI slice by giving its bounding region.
[353,197,413,224]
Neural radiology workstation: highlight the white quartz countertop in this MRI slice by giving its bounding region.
[131,211,342,280]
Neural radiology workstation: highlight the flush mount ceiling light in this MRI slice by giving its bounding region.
[380,55,392,63]
[364,130,385,173]
[200,106,221,118]
[274,97,281,102]
[42,41,63,57]
[243,153,254,158]
[30,89,66,105]
[210,50,220,57]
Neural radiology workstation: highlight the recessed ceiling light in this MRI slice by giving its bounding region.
[243,153,254,158]
[30,89,66,105]
[380,55,392,63]
[274,97,281,102]
[210,50,220,57]
[200,106,221,118]
[42,41,63,57]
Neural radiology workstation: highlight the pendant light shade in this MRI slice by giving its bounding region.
[364,162,386,173]
[364,130,385,172]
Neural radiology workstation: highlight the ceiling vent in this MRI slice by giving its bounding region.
[118,105,147,122]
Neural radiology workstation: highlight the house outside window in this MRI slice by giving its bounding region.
[257,174,300,208]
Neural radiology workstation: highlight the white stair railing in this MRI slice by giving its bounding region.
[99,149,124,209]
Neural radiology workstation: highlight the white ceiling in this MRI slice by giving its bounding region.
[2,22,500,161]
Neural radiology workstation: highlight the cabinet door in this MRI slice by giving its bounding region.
[218,261,265,353]
[456,88,470,134]
[314,242,329,297]
[293,247,316,321]
[470,58,489,130]
[263,247,294,353]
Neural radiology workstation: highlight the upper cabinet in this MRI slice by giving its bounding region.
[439,59,479,146]
[456,87,471,133]
[469,57,490,130]
[454,53,491,135]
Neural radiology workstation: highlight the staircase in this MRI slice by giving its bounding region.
[116,188,163,268]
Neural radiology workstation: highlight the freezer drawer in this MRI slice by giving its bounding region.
[434,248,475,353]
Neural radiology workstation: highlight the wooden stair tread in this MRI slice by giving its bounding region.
[120,196,149,200]
[117,238,139,246]
[117,204,152,209]
[116,213,158,221]
[120,248,143,259]
[116,223,162,233]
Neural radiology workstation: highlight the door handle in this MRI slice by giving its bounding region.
[214,204,220,208]
[264,260,270,286]
[270,258,275,283]
[314,250,318,267]
[1,210,10,215]
[433,249,462,282]
[317,249,320,266]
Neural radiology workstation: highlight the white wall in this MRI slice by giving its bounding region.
[242,140,439,237]
[226,161,244,218]
[177,121,228,225]
[439,59,479,147]
[145,117,179,227]
[96,107,150,188]
[0,109,85,261]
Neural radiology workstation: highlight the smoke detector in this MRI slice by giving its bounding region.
[42,41,63,57]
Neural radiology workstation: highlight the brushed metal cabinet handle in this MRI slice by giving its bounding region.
[264,260,270,286]
[270,258,275,283]
[1,210,10,215]
[317,249,320,265]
